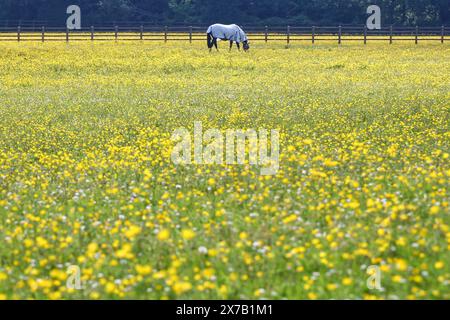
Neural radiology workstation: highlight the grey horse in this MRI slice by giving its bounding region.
[207,24,250,52]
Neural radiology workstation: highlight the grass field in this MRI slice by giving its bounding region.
[0,41,449,300]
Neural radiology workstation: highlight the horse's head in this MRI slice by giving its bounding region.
[243,41,250,51]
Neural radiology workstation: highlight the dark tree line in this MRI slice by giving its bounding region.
[0,0,448,26]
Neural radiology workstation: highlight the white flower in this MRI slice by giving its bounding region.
[198,246,208,254]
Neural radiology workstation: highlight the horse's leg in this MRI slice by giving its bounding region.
[237,42,241,51]
[229,40,233,51]
[214,38,218,51]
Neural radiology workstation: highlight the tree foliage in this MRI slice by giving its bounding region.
[0,0,448,26]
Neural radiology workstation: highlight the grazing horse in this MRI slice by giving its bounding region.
[207,24,250,52]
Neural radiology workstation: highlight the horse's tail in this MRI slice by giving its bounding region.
[207,32,213,48]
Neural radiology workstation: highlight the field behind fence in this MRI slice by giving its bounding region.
[0,25,448,44]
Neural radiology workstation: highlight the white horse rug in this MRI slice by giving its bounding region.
[206,24,248,43]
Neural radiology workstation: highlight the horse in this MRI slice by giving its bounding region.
[207,24,250,52]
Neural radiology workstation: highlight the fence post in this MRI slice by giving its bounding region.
[312,26,315,44]
[189,26,192,43]
[415,26,418,44]
[90,26,94,41]
[140,25,143,40]
[41,26,45,42]
[441,25,444,44]
[115,26,118,41]
[389,25,393,44]
[287,25,290,45]
[364,26,367,45]
[164,26,168,43]
[264,26,268,43]
[66,28,69,43]
[17,26,21,42]
[338,25,342,45]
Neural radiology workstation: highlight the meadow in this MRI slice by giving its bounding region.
[0,40,448,299]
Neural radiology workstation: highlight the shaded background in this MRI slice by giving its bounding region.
[0,0,448,27]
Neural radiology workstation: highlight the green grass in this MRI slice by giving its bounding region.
[0,41,448,300]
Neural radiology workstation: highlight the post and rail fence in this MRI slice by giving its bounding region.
[0,25,447,44]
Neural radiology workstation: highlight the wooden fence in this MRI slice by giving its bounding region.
[0,25,448,44]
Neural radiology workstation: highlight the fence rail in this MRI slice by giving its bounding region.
[0,25,448,44]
